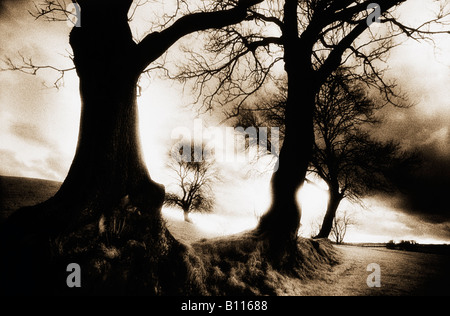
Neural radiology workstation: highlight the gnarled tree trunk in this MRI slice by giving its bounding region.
[58,11,165,226]
[257,0,319,252]
[315,188,343,239]
[0,0,265,295]
[0,2,181,296]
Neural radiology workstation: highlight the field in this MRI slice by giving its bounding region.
[0,176,61,223]
[1,175,449,296]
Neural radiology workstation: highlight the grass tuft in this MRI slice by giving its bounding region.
[187,232,340,295]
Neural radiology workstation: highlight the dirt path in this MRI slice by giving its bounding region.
[304,245,450,296]
[165,218,450,296]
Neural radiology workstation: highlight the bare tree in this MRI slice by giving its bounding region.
[310,70,419,239]
[174,0,449,250]
[330,210,355,244]
[234,69,419,240]
[164,143,217,223]
[0,0,264,295]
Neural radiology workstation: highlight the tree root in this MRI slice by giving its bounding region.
[0,191,203,295]
[189,231,339,295]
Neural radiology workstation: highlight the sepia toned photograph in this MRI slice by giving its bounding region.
[0,0,449,300]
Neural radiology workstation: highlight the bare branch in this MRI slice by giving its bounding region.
[136,0,264,71]
[29,0,73,22]
[1,53,76,89]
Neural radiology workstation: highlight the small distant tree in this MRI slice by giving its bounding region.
[164,143,217,223]
[398,240,418,251]
[386,240,396,249]
[330,210,355,244]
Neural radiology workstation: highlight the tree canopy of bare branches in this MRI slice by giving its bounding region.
[172,0,449,245]
[0,0,267,295]
[165,143,218,222]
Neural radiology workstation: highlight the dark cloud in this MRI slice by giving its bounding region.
[391,147,450,224]
[0,0,8,14]
[0,0,28,19]
[10,122,50,147]
[10,122,55,149]
[364,100,450,225]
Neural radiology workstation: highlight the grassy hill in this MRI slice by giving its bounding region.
[0,175,216,244]
[1,175,449,295]
[0,175,61,224]
[0,175,341,295]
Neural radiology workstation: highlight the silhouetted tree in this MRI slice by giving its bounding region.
[175,0,449,249]
[330,210,354,244]
[311,71,416,239]
[165,143,217,223]
[235,70,419,240]
[0,0,263,295]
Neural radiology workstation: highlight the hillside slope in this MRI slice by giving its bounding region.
[1,175,449,296]
[0,176,61,223]
[0,175,216,243]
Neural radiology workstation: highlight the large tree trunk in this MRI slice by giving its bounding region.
[256,81,316,239]
[256,0,318,248]
[0,3,188,295]
[0,0,267,295]
[315,188,343,239]
[183,208,192,223]
[56,24,165,226]
[2,0,166,232]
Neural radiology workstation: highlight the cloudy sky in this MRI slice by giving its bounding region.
[0,0,449,244]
